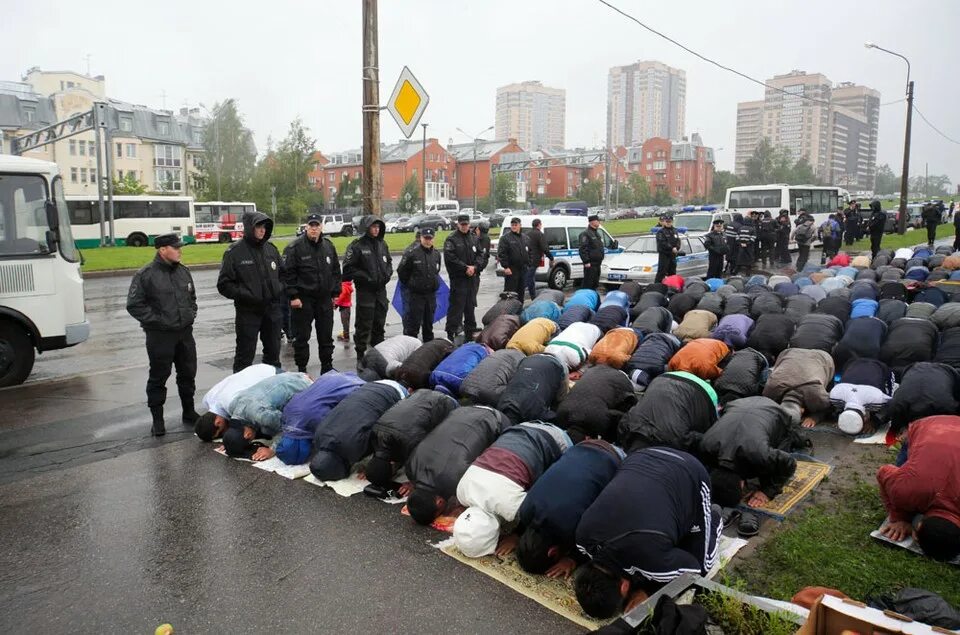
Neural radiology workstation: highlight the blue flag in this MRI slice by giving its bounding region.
[391,277,451,323]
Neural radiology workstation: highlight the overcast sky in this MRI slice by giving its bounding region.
[7,0,959,186]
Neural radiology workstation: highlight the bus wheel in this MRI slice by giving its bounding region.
[126,232,148,247]
[218,232,231,243]
[0,322,34,387]
[341,226,354,236]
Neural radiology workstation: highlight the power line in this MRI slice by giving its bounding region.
[880,98,905,107]
[595,0,833,106]
[912,103,960,145]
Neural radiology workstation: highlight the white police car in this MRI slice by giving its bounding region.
[601,233,709,288]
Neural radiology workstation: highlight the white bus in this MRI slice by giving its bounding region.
[194,201,257,243]
[65,195,196,248]
[725,184,850,225]
[0,156,89,386]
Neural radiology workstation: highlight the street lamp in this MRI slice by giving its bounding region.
[865,41,913,234]
[421,122,428,213]
[199,102,222,201]
[456,125,494,212]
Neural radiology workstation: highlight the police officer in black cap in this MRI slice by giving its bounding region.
[281,213,341,374]
[397,226,442,341]
[443,213,482,340]
[217,210,284,373]
[654,214,681,283]
[126,233,198,436]
[578,214,605,289]
[497,216,530,299]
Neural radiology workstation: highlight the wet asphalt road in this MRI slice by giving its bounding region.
[0,267,579,634]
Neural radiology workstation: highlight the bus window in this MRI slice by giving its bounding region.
[729,189,782,209]
[117,201,148,219]
[828,191,839,211]
[789,189,814,214]
[150,200,189,218]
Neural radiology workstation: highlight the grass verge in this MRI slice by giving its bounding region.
[79,218,658,273]
[732,474,960,606]
[847,223,957,252]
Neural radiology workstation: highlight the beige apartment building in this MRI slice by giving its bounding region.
[1,68,213,196]
[607,60,686,147]
[495,81,565,152]
[734,70,880,190]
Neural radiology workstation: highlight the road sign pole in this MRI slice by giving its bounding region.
[362,0,382,216]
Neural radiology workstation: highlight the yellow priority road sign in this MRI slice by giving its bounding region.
[386,66,429,139]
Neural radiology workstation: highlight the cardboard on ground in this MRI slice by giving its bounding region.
[387,66,429,138]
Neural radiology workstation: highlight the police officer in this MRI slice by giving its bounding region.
[497,217,530,299]
[397,226,441,341]
[126,233,198,436]
[654,214,682,283]
[282,213,341,375]
[444,214,481,340]
[343,215,392,365]
[703,219,727,279]
[578,214,605,289]
[217,211,284,373]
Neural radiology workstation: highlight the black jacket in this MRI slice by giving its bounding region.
[443,229,480,279]
[869,209,887,234]
[887,362,960,433]
[655,227,681,256]
[343,216,393,291]
[555,365,637,441]
[703,231,728,255]
[579,227,605,264]
[700,396,805,499]
[714,348,768,406]
[497,353,568,425]
[126,254,197,331]
[759,218,777,241]
[405,405,507,498]
[394,338,455,390]
[880,318,940,378]
[397,243,441,294]
[476,232,492,271]
[217,211,284,310]
[281,233,341,300]
[526,227,552,266]
[497,229,529,271]
[371,390,459,468]
[618,372,718,453]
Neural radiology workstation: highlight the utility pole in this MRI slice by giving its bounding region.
[421,123,428,213]
[897,80,913,234]
[271,185,277,218]
[361,0,382,216]
[603,143,611,211]
[472,139,478,212]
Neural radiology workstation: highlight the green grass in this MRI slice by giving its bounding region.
[732,477,960,606]
[79,218,658,272]
[695,588,797,635]
[846,223,957,252]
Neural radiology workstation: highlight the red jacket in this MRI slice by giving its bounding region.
[334,281,353,308]
[877,415,960,526]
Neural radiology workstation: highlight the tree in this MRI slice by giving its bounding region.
[792,158,817,185]
[874,163,899,196]
[628,172,651,205]
[576,179,603,206]
[711,170,738,203]
[745,137,822,185]
[113,173,147,195]
[336,175,361,208]
[485,173,518,211]
[275,117,316,197]
[246,117,322,222]
[652,187,674,207]
[909,173,952,198]
[398,176,420,214]
[198,99,257,201]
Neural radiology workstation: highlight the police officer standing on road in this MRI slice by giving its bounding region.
[654,214,681,283]
[281,213,341,375]
[126,233,198,437]
[398,227,441,341]
[525,218,554,298]
[703,219,727,279]
[342,215,392,365]
[217,211,285,373]
[579,213,605,289]
[497,217,530,300]
[444,214,481,341]
[867,200,887,258]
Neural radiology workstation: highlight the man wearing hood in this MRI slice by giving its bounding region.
[343,215,393,364]
[724,213,742,274]
[867,200,887,258]
[217,211,285,373]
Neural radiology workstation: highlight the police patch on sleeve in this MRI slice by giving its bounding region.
[271,261,277,270]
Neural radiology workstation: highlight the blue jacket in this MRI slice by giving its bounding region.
[228,372,312,436]
[850,298,879,319]
[576,448,721,585]
[565,288,600,311]
[517,440,622,548]
[430,342,490,397]
[521,300,561,325]
[281,372,366,440]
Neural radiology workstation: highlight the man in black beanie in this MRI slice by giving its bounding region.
[579,214,605,290]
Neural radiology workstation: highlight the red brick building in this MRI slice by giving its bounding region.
[521,148,628,200]
[447,138,524,204]
[626,134,715,203]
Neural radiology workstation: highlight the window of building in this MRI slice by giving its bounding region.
[646,151,652,159]
[69,140,77,156]
[89,140,97,155]
[119,117,133,132]
[192,130,202,144]
[118,170,124,180]
[71,167,78,183]
[126,143,136,158]
[354,170,360,179]
[24,107,36,122]
[154,168,182,192]
[90,170,97,184]
[192,155,203,168]
[158,120,170,135]
[80,167,88,182]
[78,141,86,156]
[117,143,123,158]
[154,144,182,167]
[675,172,681,180]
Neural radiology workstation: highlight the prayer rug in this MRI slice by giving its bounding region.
[740,459,832,519]
[871,518,960,566]
[853,423,891,445]
[251,456,311,479]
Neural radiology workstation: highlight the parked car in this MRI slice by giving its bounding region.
[617,208,639,219]
[296,213,354,236]
[385,216,409,233]
[601,234,708,288]
[395,214,451,233]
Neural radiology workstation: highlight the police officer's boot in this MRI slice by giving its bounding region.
[181,396,199,426]
[150,407,166,437]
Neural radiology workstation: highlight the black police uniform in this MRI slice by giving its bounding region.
[867,202,887,258]
[217,212,284,373]
[281,224,341,374]
[443,224,481,338]
[758,216,777,266]
[126,233,198,435]
[397,236,442,341]
[472,226,492,328]
[578,225,605,290]
[497,226,529,299]
[342,215,393,359]
[775,217,792,264]
[654,223,681,283]
[703,228,728,279]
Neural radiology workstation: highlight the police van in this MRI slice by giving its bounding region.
[493,216,621,289]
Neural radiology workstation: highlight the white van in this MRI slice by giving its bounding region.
[493,215,622,289]
[424,200,460,216]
